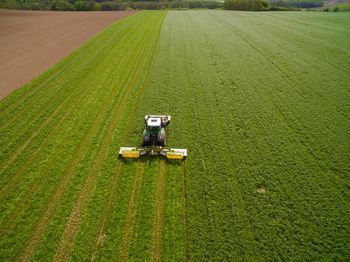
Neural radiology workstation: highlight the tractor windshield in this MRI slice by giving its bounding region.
[149,126,160,133]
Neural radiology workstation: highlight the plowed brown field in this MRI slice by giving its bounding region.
[0,10,136,99]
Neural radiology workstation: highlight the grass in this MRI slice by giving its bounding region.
[1,10,350,261]
[135,10,350,260]
[335,3,350,11]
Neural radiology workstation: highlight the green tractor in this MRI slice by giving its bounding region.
[119,115,187,160]
[142,115,170,147]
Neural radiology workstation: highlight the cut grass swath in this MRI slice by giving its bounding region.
[53,28,155,262]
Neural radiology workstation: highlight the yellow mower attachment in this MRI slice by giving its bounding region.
[119,146,187,160]
[118,115,187,160]
[165,149,187,160]
[119,147,140,158]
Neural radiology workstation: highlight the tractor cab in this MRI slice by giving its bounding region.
[147,117,161,132]
[143,115,169,146]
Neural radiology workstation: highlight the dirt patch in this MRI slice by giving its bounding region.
[256,185,266,193]
[0,9,136,99]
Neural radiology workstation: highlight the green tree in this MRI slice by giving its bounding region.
[74,0,87,10]
[224,0,262,10]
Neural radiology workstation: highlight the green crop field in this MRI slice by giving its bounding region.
[1,10,350,261]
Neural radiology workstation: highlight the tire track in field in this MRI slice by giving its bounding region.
[150,160,166,262]
[201,41,259,256]
[215,13,349,121]
[241,14,350,117]
[53,26,156,261]
[16,29,148,262]
[177,16,257,257]
[233,15,350,160]
[182,162,189,262]
[117,161,145,262]
[90,163,123,262]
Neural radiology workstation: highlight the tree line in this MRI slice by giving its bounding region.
[0,0,330,11]
[0,0,222,11]
[268,0,322,8]
[223,0,265,11]
[223,0,323,10]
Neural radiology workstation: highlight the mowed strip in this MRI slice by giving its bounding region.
[0,11,166,261]
[60,12,166,261]
[53,15,162,260]
[0,10,136,99]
